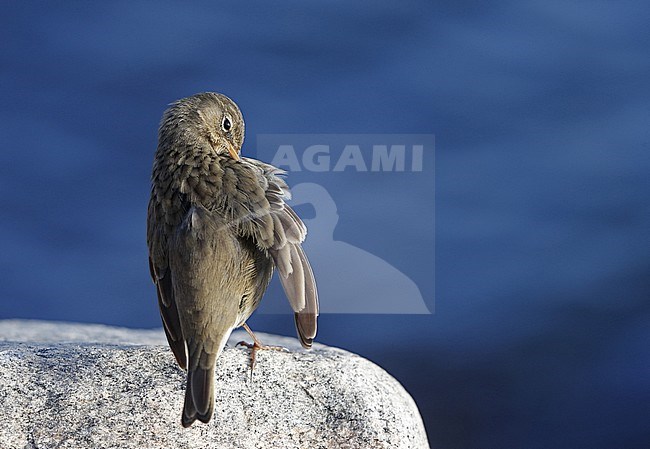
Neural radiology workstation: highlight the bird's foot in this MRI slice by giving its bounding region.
[236,340,288,370]
[236,323,288,377]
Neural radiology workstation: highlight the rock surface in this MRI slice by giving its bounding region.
[0,320,429,449]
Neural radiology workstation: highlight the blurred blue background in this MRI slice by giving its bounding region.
[1,1,649,448]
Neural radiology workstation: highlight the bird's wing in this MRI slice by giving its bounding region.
[228,157,319,348]
[147,198,187,369]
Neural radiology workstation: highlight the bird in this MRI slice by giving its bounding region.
[146,92,318,427]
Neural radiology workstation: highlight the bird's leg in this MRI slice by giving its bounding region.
[236,323,288,375]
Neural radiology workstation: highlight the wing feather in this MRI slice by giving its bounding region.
[148,200,188,370]
[229,158,319,348]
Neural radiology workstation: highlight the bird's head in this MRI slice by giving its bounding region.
[159,92,245,161]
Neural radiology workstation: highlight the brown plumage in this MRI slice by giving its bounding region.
[146,92,318,427]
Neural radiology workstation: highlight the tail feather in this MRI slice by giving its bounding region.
[192,366,215,421]
[181,358,216,427]
[181,370,198,427]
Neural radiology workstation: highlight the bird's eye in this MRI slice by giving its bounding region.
[221,116,232,132]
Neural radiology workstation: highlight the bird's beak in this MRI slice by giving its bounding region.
[227,142,240,161]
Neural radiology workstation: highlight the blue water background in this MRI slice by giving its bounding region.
[1,2,649,448]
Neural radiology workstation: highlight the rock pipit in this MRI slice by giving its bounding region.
[147,92,318,427]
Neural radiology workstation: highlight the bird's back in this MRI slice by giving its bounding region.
[167,203,273,426]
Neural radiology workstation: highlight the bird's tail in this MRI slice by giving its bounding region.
[181,352,216,428]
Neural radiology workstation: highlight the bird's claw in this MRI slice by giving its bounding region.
[236,340,288,378]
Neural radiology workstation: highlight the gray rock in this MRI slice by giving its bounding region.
[0,320,429,449]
